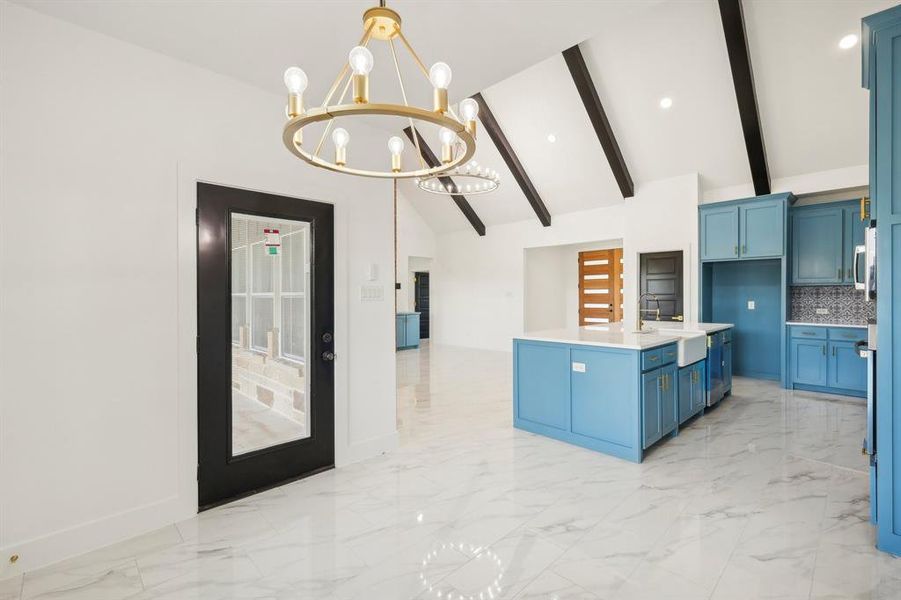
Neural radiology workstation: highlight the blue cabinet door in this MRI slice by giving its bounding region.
[723,341,733,392]
[791,208,844,284]
[791,339,828,386]
[514,343,569,430]
[642,370,662,449]
[571,348,634,447]
[678,366,692,423]
[828,341,867,392]
[693,361,706,413]
[740,200,784,258]
[405,313,420,348]
[700,206,739,260]
[660,364,678,436]
[395,315,406,348]
[844,206,866,284]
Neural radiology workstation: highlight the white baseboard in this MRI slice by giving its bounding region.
[0,493,192,580]
[338,431,399,467]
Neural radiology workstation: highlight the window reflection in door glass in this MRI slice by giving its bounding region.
[230,213,310,455]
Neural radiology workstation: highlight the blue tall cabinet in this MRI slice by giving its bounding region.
[699,193,793,386]
[864,5,901,555]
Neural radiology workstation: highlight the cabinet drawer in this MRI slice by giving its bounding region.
[791,326,826,340]
[828,327,865,342]
[641,348,664,371]
[660,344,678,366]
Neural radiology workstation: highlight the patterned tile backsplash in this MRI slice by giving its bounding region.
[790,286,875,325]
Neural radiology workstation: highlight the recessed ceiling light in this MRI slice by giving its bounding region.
[547,134,557,143]
[659,97,673,109]
[839,34,858,50]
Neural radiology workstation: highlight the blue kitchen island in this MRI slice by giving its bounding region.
[513,323,732,462]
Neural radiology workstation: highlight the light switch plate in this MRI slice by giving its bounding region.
[572,362,586,373]
[816,308,829,315]
[747,300,756,310]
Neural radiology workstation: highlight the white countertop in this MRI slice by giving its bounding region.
[516,325,680,351]
[642,321,734,334]
[786,321,867,329]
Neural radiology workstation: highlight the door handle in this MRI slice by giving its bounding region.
[742,245,747,254]
[734,245,738,256]
[322,351,335,362]
[822,345,826,355]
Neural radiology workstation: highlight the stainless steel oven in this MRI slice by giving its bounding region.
[858,320,877,523]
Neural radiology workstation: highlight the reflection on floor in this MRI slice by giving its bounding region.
[232,347,307,454]
[6,341,901,599]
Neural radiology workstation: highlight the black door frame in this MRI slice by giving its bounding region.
[197,182,334,510]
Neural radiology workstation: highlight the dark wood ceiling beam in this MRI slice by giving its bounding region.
[403,126,486,236]
[562,45,634,199]
[718,0,770,196]
[472,93,552,227]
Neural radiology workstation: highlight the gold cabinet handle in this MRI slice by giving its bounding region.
[734,245,739,256]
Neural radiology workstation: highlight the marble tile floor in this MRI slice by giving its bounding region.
[4,340,900,599]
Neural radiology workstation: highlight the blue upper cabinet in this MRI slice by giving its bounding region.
[740,199,784,258]
[700,205,739,260]
[791,207,844,284]
[791,201,868,285]
[699,193,792,262]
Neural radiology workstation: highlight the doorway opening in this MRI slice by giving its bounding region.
[414,271,430,339]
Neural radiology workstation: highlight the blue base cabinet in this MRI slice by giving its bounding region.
[513,340,681,463]
[788,326,866,397]
[395,312,421,350]
[678,360,706,424]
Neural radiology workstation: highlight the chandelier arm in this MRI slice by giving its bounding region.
[321,20,376,109]
[388,38,426,171]
[395,28,432,84]
[314,75,354,158]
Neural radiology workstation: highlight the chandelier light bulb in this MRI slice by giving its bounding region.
[283,67,308,94]
[332,127,350,149]
[429,62,453,89]
[460,98,479,121]
[439,127,456,146]
[388,136,405,156]
[348,46,374,75]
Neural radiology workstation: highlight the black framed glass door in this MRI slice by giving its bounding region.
[197,183,334,509]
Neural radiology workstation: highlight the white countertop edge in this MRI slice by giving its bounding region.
[786,321,868,329]
[513,333,679,351]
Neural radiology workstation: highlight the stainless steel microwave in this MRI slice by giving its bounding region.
[854,220,877,301]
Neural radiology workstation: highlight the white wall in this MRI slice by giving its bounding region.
[0,3,396,576]
[395,193,436,313]
[431,174,700,352]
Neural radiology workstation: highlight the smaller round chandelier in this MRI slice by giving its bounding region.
[415,160,500,196]
[281,2,479,180]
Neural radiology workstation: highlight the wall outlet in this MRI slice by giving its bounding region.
[747,300,756,310]
[816,308,829,315]
[572,362,586,373]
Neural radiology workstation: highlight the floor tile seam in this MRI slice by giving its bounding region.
[25,556,142,600]
[706,513,754,599]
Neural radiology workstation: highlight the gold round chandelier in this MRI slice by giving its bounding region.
[415,160,501,196]
[281,2,479,179]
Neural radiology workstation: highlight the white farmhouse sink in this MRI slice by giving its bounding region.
[655,329,707,367]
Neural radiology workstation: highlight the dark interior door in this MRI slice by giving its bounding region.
[640,251,683,321]
[197,182,334,510]
[414,271,430,339]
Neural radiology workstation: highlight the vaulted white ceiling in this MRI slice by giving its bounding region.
[18,0,896,234]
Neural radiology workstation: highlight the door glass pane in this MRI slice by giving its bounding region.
[230,213,311,456]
